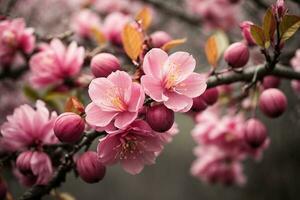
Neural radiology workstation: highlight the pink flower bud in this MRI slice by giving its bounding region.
[240,21,256,46]
[202,88,219,105]
[259,88,287,118]
[150,31,172,48]
[192,96,208,112]
[54,112,85,143]
[262,76,281,89]
[0,179,7,200]
[91,53,121,78]
[244,118,267,148]
[224,42,250,68]
[76,151,106,183]
[16,151,33,175]
[146,104,174,132]
[272,0,287,19]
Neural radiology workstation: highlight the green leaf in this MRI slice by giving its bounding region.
[280,15,300,41]
[250,25,265,47]
[263,8,276,48]
[23,85,40,101]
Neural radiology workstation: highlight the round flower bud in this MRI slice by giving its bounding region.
[16,151,33,175]
[150,31,172,48]
[240,21,256,46]
[244,118,267,148]
[262,76,281,89]
[91,53,120,78]
[202,88,219,105]
[0,179,7,200]
[146,104,174,132]
[192,96,208,112]
[54,112,85,143]
[224,42,250,68]
[259,88,287,118]
[76,151,106,183]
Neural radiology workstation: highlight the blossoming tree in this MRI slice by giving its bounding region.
[0,0,300,199]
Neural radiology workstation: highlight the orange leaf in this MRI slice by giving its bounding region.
[122,23,144,61]
[64,96,85,115]
[135,7,152,30]
[162,38,186,52]
[90,27,107,45]
[205,35,218,68]
[250,25,265,47]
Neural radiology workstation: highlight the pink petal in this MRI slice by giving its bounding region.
[143,48,168,79]
[85,103,118,127]
[107,71,132,102]
[167,52,196,82]
[141,75,167,102]
[121,158,144,175]
[97,135,120,165]
[127,82,145,112]
[164,92,193,112]
[175,73,207,98]
[114,112,138,129]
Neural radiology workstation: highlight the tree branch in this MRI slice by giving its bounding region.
[207,64,300,88]
[18,131,106,200]
[138,0,201,26]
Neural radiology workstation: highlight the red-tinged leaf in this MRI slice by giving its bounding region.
[161,38,186,52]
[121,23,144,61]
[263,8,276,48]
[90,27,107,45]
[64,96,85,115]
[280,15,300,41]
[205,35,218,68]
[135,7,152,30]
[250,25,265,47]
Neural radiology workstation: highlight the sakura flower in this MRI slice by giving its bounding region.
[29,39,84,88]
[141,48,207,112]
[97,120,164,175]
[191,146,246,186]
[102,12,130,45]
[0,18,35,66]
[86,70,145,129]
[0,100,58,152]
[15,151,53,186]
[71,9,102,38]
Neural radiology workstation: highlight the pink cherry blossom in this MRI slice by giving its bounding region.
[29,39,84,88]
[0,100,58,152]
[0,18,35,65]
[15,151,53,186]
[102,12,130,45]
[191,146,246,185]
[71,9,102,38]
[291,50,300,94]
[141,48,207,112]
[86,70,145,129]
[185,0,239,30]
[97,120,164,175]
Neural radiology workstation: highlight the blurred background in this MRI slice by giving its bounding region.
[1,0,300,199]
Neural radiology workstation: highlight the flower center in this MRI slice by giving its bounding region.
[118,135,145,160]
[2,31,17,48]
[163,62,180,90]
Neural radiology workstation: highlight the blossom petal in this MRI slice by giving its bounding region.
[164,92,193,112]
[121,158,144,175]
[114,112,138,129]
[141,75,167,102]
[175,73,207,98]
[85,103,117,127]
[143,48,168,79]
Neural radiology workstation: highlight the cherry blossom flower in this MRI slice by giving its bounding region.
[0,100,58,152]
[0,18,35,66]
[141,48,207,112]
[86,70,145,129]
[29,39,84,88]
[15,151,53,186]
[97,120,164,174]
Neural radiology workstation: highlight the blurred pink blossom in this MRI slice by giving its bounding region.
[291,50,300,94]
[15,151,53,186]
[97,120,164,175]
[29,39,84,88]
[141,48,207,112]
[0,100,58,152]
[86,70,145,129]
[0,18,35,66]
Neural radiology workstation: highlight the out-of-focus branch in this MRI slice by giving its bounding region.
[138,0,201,26]
[207,64,300,88]
[2,0,18,15]
[18,131,106,200]
[251,0,268,10]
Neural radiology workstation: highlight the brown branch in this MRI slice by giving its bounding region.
[207,64,300,88]
[18,131,106,200]
[138,0,201,26]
